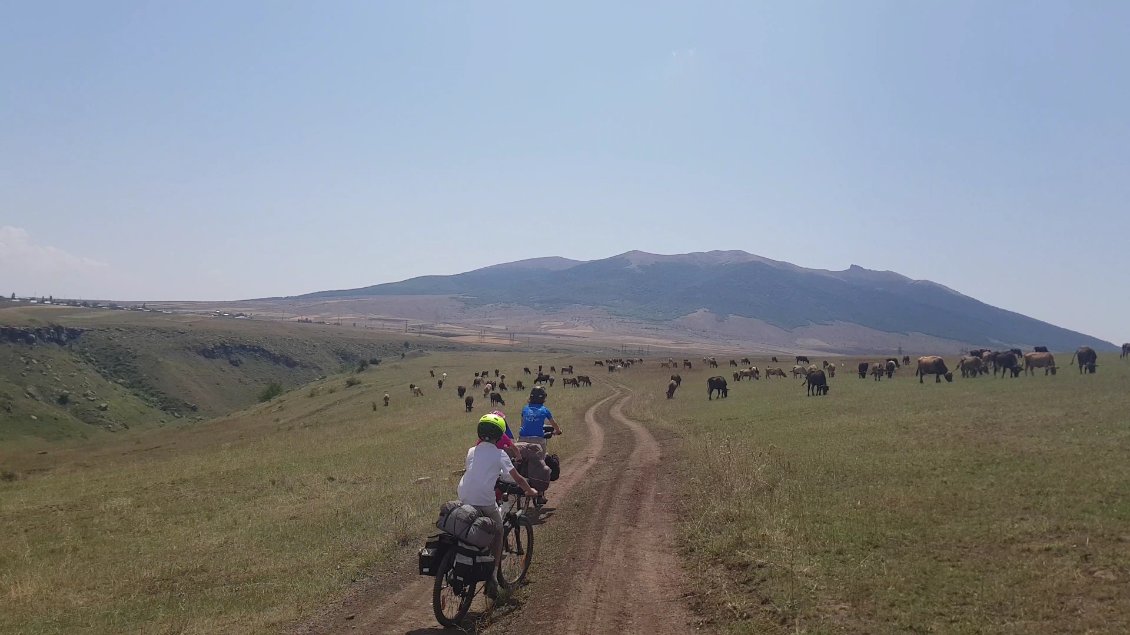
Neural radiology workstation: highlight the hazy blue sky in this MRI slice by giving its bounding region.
[2,2,1128,342]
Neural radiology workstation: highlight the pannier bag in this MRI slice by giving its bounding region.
[418,534,446,576]
[436,501,498,550]
[514,442,552,492]
[546,454,561,481]
[453,542,496,582]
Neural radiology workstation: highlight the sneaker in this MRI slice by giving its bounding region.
[535,495,548,507]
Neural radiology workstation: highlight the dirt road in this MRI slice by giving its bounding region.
[295,387,697,634]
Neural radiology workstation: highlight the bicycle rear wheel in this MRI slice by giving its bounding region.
[498,515,534,588]
[432,548,475,627]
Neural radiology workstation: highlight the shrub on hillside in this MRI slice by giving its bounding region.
[259,382,283,402]
[345,377,361,388]
[356,360,369,373]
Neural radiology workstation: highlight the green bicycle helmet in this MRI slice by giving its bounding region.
[477,413,506,442]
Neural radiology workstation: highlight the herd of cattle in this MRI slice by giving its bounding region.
[380,345,1125,410]
[684,345,1115,401]
[383,363,598,412]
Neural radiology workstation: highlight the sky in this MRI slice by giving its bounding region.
[2,1,1128,343]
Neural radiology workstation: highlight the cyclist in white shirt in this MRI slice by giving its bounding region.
[457,413,538,598]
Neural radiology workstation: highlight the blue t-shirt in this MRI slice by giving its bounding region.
[519,404,554,438]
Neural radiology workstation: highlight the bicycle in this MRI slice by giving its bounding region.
[424,482,535,628]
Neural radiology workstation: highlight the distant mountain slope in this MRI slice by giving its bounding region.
[300,250,1115,352]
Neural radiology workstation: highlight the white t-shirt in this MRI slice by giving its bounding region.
[457,442,515,507]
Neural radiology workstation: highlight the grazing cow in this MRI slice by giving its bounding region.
[771,356,779,363]
[1069,346,1098,374]
[803,368,829,396]
[429,370,435,378]
[886,357,901,369]
[524,367,532,375]
[464,395,474,412]
[576,375,592,387]
[739,367,759,381]
[472,377,482,387]
[707,376,729,400]
[498,381,508,391]
[683,360,693,369]
[766,368,787,379]
[483,383,493,397]
[707,357,719,368]
[409,383,417,393]
[550,366,556,373]
[670,374,682,387]
[490,392,505,407]
[1024,352,1057,376]
[956,356,985,378]
[1034,346,1049,353]
[516,380,525,391]
[992,351,1021,378]
[791,365,807,378]
[412,386,424,397]
[883,360,896,378]
[547,376,556,386]
[660,361,672,369]
[741,357,751,365]
[666,380,678,399]
[857,362,870,379]
[732,371,741,382]
[730,359,738,367]
[916,356,954,383]
[437,379,444,390]
[561,365,574,375]
[901,355,911,366]
[594,361,604,366]
[870,363,885,381]
[457,385,466,397]
[1122,343,1130,359]
[796,356,810,365]
[383,393,390,407]
[535,373,551,384]
[827,365,836,378]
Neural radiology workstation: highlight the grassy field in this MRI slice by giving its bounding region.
[0,350,609,634]
[5,321,1130,634]
[616,355,1130,633]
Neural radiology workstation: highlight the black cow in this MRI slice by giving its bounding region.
[1070,346,1098,374]
[804,369,829,396]
[535,373,551,384]
[670,374,682,387]
[464,395,474,412]
[857,361,870,379]
[993,351,1021,378]
[795,356,810,365]
[707,376,728,399]
[1034,346,1049,353]
[490,392,505,407]
[771,356,779,363]
[457,385,466,398]
[666,380,678,399]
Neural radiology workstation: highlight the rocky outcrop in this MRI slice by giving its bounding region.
[195,343,304,368]
[0,325,84,346]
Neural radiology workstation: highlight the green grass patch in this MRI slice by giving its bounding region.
[619,355,1130,633]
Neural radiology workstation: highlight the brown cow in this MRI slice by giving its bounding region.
[666,380,678,399]
[765,368,787,379]
[464,395,474,412]
[1024,352,1057,376]
[956,356,985,378]
[916,356,953,383]
[826,365,836,378]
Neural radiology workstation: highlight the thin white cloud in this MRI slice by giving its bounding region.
[0,226,109,274]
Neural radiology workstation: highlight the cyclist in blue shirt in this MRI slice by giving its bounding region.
[519,386,562,450]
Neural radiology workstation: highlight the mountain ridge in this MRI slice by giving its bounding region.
[294,250,1115,352]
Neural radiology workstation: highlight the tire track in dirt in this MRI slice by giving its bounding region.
[291,391,619,635]
[492,391,697,635]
